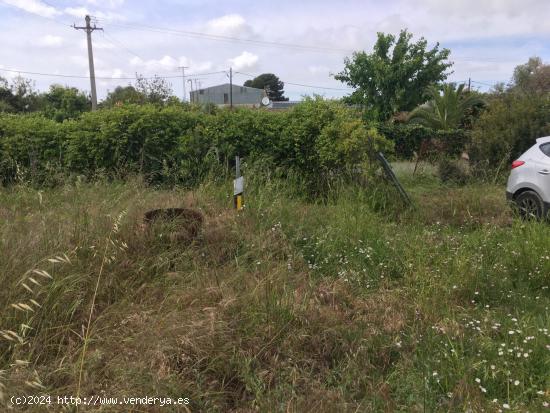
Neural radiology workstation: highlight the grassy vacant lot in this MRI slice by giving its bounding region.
[0,164,548,412]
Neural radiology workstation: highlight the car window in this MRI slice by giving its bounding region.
[540,143,550,158]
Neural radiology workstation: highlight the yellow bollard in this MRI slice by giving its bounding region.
[234,193,243,210]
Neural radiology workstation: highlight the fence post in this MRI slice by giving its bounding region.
[376,152,413,207]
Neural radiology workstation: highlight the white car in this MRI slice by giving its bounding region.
[506,136,550,219]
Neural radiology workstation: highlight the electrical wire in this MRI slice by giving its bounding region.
[234,71,353,91]
[101,22,518,64]
[101,31,148,61]
[99,31,226,85]
[0,0,531,64]
[0,0,72,28]
[0,66,353,94]
[0,67,503,94]
[105,21,352,54]
[0,67,225,80]
[0,0,519,88]
[471,80,501,87]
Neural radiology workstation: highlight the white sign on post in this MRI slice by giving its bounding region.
[233,176,244,196]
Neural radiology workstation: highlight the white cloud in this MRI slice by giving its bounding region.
[228,51,259,71]
[186,61,214,74]
[129,55,214,75]
[415,0,543,19]
[395,0,550,41]
[0,65,17,80]
[64,6,124,21]
[64,7,89,18]
[308,65,330,75]
[3,0,550,101]
[2,0,59,17]
[79,38,115,50]
[86,0,125,8]
[130,55,179,72]
[96,68,128,89]
[37,35,63,47]
[70,55,91,67]
[207,14,251,36]
[95,68,125,78]
[72,53,110,69]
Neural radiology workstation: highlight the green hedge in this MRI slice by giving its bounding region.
[0,114,64,183]
[376,123,468,159]
[470,93,550,169]
[377,123,469,159]
[0,98,393,191]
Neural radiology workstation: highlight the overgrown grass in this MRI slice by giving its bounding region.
[0,166,548,412]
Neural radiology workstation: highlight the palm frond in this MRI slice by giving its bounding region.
[407,83,486,130]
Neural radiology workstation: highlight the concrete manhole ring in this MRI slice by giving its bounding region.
[143,208,204,244]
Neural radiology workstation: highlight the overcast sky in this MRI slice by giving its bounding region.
[1,0,549,100]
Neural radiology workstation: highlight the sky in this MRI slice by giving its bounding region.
[1,0,549,101]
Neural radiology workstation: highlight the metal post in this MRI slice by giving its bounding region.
[229,67,233,109]
[187,79,194,102]
[178,66,188,102]
[376,152,413,207]
[233,155,244,210]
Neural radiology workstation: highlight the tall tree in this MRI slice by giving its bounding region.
[102,85,145,107]
[0,75,39,113]
[243,73,288,101]
[408,83,484,130]
[135,74,173,104]
[335,30,452,121]
[39,85,90,121]
[511,56,550,95]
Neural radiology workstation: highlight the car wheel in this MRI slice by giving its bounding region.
[514,190,545,220]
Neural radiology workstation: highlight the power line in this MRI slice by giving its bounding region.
[0,0,71,28]
[106,21,352,54]
[100,22,520,64]
[0,0,535,65]
[451,56,504,62]
[101,31,147,61]
[284,81,352,91]
[234,71,353,91]
[0,66,505,95]
[0,0,350,55]
[471,80,502,87]
[0,67,225,80]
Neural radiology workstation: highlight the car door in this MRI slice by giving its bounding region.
[535,142,550,202]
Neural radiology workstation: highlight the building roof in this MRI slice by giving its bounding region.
[269,101,301,109]
[191,83,265,93]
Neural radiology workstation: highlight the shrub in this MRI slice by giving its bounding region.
[39,85,90,122]
[437,157,469,185]
[64,104,202,182]
[469,93,550,170]
[279,98,392,191]
[377,123,467,159]
[0,113,63,184]
[0,99,393,194]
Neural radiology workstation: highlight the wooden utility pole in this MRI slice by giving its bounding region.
[73,15,102,110]
[468,77,471,92]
